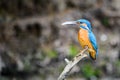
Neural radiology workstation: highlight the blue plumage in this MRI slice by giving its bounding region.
[77,19,98,58]
[77,19,92,31]
[61,19,98,60]
[88,31,98,56]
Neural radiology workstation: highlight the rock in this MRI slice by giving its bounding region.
[106,63,113,74]
[0,56,5,72]
[110,36,119,48]
[111,0,120,11]
[100,34,108,42]
[16,59,24,71]
[52,0,66,12]
[66,0,96,9]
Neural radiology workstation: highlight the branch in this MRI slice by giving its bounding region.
[58,47,88,80]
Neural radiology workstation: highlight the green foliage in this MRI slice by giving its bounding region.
[94,68,102,77]
[24,59,31,71]
[115,60,120,66]
[0,76,9,80]
[45,49,58,58]
[115,60,120,76]
[48,50,57,58]
[101,17,109,26]
[69,45,79,57]
[58,65,65,72]
[81,63,102,79]
[81,63,94,78]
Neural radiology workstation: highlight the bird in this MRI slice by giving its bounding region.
[62,19,98,60]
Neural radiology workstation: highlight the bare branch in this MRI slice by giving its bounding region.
[58,47,88,80]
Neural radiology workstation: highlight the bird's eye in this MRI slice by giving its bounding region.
[80,22,83,24]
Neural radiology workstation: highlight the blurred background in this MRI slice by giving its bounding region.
[0,0,120,80]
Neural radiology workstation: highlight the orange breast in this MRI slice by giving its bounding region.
[78,28,93,49]
[78,28,96,60]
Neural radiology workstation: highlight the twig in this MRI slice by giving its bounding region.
[58,47,88,80]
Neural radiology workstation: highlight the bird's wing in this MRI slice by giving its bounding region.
[88,31,98,55]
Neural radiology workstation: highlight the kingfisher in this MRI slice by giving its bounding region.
[62,19,98,60]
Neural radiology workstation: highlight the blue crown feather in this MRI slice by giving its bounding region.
[77,19,92,31]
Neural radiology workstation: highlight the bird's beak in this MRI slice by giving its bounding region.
[61,21,77,26]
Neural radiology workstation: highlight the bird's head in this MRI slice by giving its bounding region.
[62,19,92,31]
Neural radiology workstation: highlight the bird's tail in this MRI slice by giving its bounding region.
[89,52,96,60]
